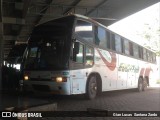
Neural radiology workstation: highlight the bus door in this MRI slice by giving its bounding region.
[70,41,86,94]
[70,42,94,94]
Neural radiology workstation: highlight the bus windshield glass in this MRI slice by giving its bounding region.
[24,17,74,70]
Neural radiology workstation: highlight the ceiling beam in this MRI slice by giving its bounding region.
[4,48,12,50]
[15,41,27,44]
[63,0,82,15]
[4,44,13,47]
[34,0,53,25]
[22,0,32,18]
[4,41,15,45]
[3,35,17,40]
[2,17,25,24]
[85,0,108,16]
[15,2,24,10]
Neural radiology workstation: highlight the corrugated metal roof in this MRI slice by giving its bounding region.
[1,0,159,58]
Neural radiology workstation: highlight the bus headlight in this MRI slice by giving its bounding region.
[24,75,29,80]
[56,77,67,82]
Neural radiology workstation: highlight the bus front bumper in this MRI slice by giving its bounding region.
[23,80,71,95]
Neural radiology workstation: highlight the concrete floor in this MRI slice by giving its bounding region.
[0,86,160,120]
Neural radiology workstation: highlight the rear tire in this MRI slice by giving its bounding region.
[142,77,147,91]
[138,78,143,92]
[86,76,97,100]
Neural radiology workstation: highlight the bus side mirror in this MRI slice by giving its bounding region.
[74,42,79,54]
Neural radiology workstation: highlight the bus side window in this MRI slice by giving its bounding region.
[146,50,150,62]
[85,46,94,66]
[111,34,115,50]
[129,42,133,56]
[115,34,122,53]
[143,48,147,61]
[73,42,84,63]
[106,31,111,49]
[138,46,143,59]
[75,20,94,44]
[149,51,153,62]
[153,53,156,63]
[95,26,107,48]
[121,38,124,53]
[25,47,38,66]
[133,44,139,58]
[124,39,129,55]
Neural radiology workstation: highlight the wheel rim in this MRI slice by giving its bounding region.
[143,78,147,91]
[139,82,142,91]
[89,77,97,98]
[138,78,143,92]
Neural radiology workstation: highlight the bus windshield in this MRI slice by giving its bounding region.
[24,17,74,70]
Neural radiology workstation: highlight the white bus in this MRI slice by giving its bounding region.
[23,14,157,99]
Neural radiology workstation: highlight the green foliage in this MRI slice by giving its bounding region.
[156,51,160,56]
[137,24,160,56]
[157,79,160,84]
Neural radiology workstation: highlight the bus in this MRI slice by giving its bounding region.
[6,44,27,70]
[23,14,157,99]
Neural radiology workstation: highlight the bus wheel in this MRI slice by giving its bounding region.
[142,78,147,91]
[138,78,143,92]
[86,76,97,100]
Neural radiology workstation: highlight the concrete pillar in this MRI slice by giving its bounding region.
[0,23,4,91]
[0,0,3,91]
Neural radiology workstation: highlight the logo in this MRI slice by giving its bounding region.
[2,112,11,117]
[1,112,42,118]
[97,49,117,71]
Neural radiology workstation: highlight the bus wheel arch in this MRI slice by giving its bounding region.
[96,73,102,94]
[86,73,102,99]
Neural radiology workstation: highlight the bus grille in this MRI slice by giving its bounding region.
[32,85,50,92]
[30,78,51,81]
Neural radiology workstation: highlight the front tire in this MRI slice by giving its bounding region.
[86,76,98,100]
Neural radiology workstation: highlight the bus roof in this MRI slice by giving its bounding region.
[35,14,155,53]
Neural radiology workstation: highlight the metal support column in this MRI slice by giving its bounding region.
[0,33,4,91]
[0,0,3,91]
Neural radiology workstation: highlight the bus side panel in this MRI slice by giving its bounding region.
[117,54,127,89]
[94,49,117,91]
[118,55,139,89]
[70,69,90,94]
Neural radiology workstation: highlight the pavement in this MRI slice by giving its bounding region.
[0,86,160,120]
